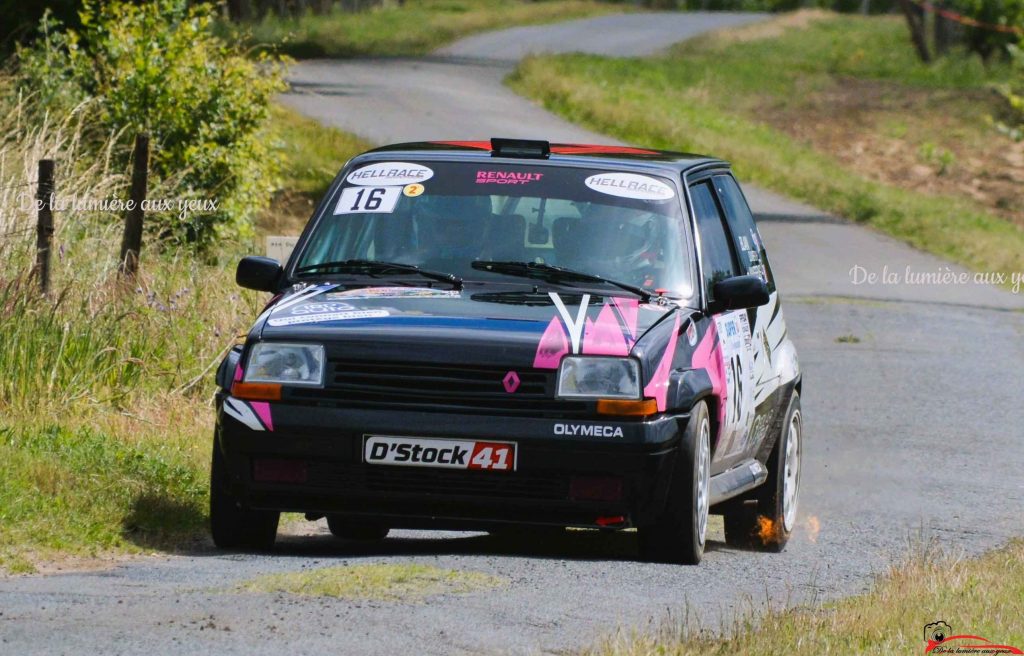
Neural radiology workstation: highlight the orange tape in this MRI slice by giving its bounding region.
[907,0,1024,36]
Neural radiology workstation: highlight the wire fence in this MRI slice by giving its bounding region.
[0,180,40,192]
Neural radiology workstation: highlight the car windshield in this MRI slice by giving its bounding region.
[294,160,693,296]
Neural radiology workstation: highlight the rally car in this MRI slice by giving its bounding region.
[211,138,803,564]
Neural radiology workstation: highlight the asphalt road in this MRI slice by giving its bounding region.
[3,11,1023,656]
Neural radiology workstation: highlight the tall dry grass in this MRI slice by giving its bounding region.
[0,74,263,418]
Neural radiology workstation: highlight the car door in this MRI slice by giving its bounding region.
[711,174,783,461]
[689,179,756,467]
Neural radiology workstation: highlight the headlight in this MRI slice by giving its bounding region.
[244,342,324,386]
[556,357,641,400]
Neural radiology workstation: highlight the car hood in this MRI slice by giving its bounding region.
[255,283,683,371]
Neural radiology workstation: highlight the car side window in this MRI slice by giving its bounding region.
[713,175,775,292]
[690,181,739,302]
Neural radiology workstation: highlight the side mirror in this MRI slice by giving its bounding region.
[236,256,282,292]
[711,275,769,312]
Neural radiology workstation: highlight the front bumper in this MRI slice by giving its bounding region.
[216,395,689,530]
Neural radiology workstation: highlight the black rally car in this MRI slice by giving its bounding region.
[212,139,803,564]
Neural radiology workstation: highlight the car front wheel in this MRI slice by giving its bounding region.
[209,441,279,551]
[638,400,711,565]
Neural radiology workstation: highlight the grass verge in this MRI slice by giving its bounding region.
[591,539,1024,655]
[232,0,627,59]
[509,13,1024,279]
[237,563,505,601]
[0,419,210,575]
[0,97,367,573]
[262,103,373,234]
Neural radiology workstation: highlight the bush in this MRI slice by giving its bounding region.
[949,0,1024,59]
[998,41,1024,137]
[16,0,287,246]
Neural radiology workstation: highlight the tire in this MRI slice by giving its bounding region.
[723,391,802,552]
[638,400,711,565]
[209,441,279,551]
[326,515,390,541]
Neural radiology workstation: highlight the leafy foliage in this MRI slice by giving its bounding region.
[16,0,287,246]
[949,0,1024,59]
[998,41,1024,138]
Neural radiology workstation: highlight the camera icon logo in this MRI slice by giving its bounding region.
[924,621,953,644]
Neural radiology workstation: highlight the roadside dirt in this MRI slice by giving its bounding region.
[760,78,1024,226]
[710,9,832,45]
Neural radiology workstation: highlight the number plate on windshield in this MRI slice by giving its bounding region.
[363,435,516,472]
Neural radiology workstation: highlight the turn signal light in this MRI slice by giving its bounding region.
[230,381,282,401]
[596,398,658,416]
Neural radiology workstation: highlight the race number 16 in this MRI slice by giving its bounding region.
[334,186,402,215]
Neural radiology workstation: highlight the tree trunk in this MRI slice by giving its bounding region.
[226,0,251,21]
[898,0,932,62]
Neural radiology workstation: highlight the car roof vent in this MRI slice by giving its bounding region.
[490,138,550,159]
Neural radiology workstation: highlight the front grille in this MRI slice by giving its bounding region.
[304,460,569,500]
[288,359,590,416]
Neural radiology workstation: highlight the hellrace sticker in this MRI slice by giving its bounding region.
[346,162,434,186]
[585,172,675,201]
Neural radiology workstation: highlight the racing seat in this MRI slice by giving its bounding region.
[552,216,583,268]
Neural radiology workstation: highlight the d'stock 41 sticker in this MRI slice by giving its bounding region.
[585,172,675,201]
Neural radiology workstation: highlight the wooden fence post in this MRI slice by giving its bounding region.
[119,133,149,280]
[36,159,55,294]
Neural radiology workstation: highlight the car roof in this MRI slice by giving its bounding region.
[361,140,729,174]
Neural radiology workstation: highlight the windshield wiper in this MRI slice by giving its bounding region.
[471,260,652,301]
[295,259,462,288]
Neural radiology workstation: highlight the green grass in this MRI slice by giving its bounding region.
[0,250,247,572]
[590,539,1024,655]
[232,0,628,59]
[263,103,373,233]
[271,103,372,198]
[238,563,505,601]
[509,14,1024,280]
[0,422,209,573]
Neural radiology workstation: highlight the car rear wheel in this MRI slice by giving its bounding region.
[638,400,710,565]
[723,391,802,552]
[326,516,390,541]
[209,442,279,551]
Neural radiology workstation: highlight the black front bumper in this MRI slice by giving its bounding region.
[216,397,689,530]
